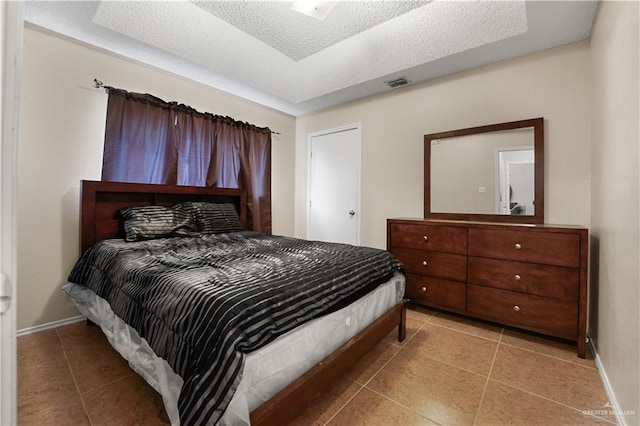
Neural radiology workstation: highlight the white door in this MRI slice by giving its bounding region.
[496,148,534,214]
[307,125,360,245]
[508,162,535,215]
[0,2,22,425]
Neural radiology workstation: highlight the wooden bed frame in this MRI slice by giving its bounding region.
[80,180,247,253]
[79,179,407,426]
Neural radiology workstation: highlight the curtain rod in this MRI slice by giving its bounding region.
[93,79,281,135]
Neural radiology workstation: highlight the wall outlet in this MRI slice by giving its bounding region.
[478,186,487,193]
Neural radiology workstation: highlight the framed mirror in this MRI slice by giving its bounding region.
[424,117,544,224]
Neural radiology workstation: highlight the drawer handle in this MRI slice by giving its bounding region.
[514,274,521,281]
[514,243,522,250]
[423,235,429,242]
[422,260,428,266]
[513,305,521,312]
[421,286,427,292]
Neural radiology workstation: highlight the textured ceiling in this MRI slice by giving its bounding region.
[193,1,428,61]
[24,1,599,116]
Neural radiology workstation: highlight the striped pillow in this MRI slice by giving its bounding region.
[176,202,243,234]
[120,205,198,242]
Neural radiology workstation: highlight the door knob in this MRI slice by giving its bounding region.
[348,210,356,216]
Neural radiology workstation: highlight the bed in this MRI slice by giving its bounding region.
[65,180,407,426]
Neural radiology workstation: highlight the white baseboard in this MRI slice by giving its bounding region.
[16,315,86,337]
[590,338,629,426]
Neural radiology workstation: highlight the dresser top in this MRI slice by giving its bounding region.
[389,218,588,233]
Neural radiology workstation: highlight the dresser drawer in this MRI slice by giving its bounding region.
[468,257,578,301]
[389,223,467,254]
[406,274,466,311]
[393,248,466,281]
[467,285,578,339]
[468,229,580,267]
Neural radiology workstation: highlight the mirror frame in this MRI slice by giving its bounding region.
[424,117,544,224]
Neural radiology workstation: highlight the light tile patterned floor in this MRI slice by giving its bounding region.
[18,304,613,425]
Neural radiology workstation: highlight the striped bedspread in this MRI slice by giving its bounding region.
[67,231,402,425]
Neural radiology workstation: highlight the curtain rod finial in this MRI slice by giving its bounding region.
[94,79,104,89]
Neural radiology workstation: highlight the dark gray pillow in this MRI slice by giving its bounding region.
[120,205,198,242]
[176,202,243,234]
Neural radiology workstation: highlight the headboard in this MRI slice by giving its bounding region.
[80,180,247,253]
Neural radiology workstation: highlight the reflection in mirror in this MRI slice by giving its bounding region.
[497,146,534,215]
[431,127,534,215]
[424,117,544,224]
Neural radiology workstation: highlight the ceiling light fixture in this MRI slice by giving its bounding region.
[291,0,338,21]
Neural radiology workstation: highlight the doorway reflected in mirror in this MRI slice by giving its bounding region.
[497,148,534,215]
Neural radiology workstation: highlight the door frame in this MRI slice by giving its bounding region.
[0,1,22,425]
[306,123,362,245]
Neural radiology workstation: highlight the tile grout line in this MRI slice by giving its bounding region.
[56,333,138,396]
[77,371,137,396]
[321,382,365,426]
[406,320,499,380]
[56,329,94,426]
[489,378,618,425]
[361,320,429,389]
[364,386,443,425]
[470,326,504,425]
[498,340,598,370]
[429,311,592,369]
[413,352,491,380]
[322,317,432,426]
[406,313,608,424]
[426,319,503,343]
[361,319,444,425]
[321,311,601,425]
[399,312,502,379]
[386,316,497,379]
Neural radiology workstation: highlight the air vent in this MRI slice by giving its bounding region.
[385,77,410,88]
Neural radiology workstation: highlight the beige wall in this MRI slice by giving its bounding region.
[590,1,640,423]
[295,41,591,249]
[17,27,296,329]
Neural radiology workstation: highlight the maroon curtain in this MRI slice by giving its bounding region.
[101,88,272,233]
[102,90,178,184]
[209,119,242,189]
[239,126,271,233]
[175,110,215,187]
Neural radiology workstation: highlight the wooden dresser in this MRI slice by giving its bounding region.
[387,218,588,358]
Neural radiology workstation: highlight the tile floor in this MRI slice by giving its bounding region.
[18,305,614,425]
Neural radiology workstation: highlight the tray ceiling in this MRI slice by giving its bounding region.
[24,1,598,116]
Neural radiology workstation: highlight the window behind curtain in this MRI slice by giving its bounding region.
[101,88,272,233]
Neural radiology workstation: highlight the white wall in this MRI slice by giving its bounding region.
[295,41,591,249]
[17,27,296,329]
[590,1,640,423]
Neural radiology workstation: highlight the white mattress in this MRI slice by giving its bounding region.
[64,272,405,425]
